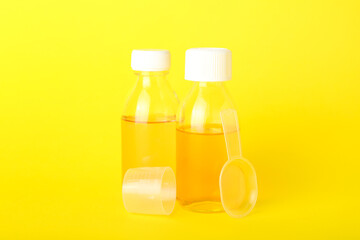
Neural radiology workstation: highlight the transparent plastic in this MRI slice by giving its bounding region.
[176,82,235,213]
[220,109,258,218]
[122,71,178,177]
[122,167,176,215]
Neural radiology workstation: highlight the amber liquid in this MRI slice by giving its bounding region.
[176,124,228,212]
[121,116,176,177]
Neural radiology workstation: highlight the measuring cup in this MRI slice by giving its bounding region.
[122,167,176,215]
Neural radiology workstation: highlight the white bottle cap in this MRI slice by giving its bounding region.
[131,49,170,71]
[185,48,232,82]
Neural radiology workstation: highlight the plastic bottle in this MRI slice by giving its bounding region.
[122,50,178,177]
[177,48,235,213]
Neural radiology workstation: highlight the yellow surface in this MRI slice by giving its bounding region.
[0,0,359,239]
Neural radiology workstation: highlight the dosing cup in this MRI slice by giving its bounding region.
[122,167,176,215]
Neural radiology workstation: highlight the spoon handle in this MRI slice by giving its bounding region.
[220,109,242,161]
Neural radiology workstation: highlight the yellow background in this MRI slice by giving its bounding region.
[1,0,360,239]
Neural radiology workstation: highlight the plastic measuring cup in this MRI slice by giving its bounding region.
[122,167,176,215]
[220,109,258,218]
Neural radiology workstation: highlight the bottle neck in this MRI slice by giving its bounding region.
[134,71,168,88]
[196,81,225,87]
[124,70,177,123]
[177,80,234,132]
[193,81,226,94]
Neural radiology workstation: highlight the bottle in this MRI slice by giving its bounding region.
[122,50,178,177]
[177,48,235,213]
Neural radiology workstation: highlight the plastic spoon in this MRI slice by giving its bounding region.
[220,109,258,218]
